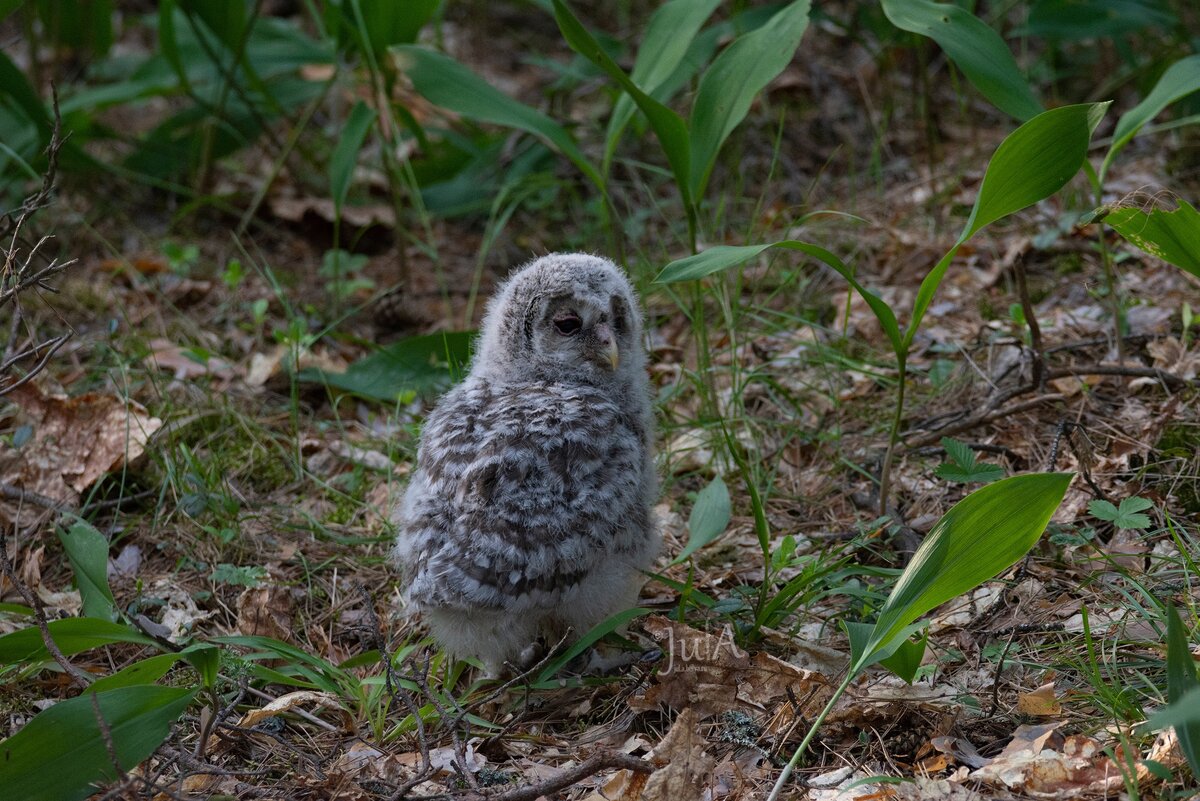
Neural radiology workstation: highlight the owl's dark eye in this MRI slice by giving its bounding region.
[553,314,582,336]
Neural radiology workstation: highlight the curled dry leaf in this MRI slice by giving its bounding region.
[239,690,351,730]
[630,616,833,723]
[0,383,162,516]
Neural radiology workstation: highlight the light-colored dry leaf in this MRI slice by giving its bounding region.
[0,383,162,510]
[1016,682,1062,717]
[239,690,348,729]
[144,338,233,380]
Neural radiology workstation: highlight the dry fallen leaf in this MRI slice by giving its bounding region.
[238,690,349,729]
[630,616,832,721]
[145,338,234,381]
[642,708,714,801]
[236,585,297,641]
[0,383,162,519]
[1016,682,1062,717]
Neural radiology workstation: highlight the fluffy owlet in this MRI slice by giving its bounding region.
[393,253,658,674]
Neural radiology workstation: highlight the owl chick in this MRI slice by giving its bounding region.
[393,253,658,674]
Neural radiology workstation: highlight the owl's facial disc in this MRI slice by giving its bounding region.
[548,304,619,372]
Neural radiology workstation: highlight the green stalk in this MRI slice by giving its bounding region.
[877,358,907,516]
[766,671,855,801]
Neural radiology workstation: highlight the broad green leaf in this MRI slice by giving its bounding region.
[1167,605,1200,779]
[552,0,691,209]
[1146,686,1200,736]
[881,0,1042,121]
[330,100,377,214]
[907,103,1106,346]
[88,653,183,693]
[843,619,926,669]
[390,45,602,191]
[654,242,903,356]
[671,476,731,564]
[0,618,161,664]
[1104,199,1200,278]
[351,0,440,52]
[852,472,1073,673]
[878,631,927,684]
[1102,55,1200,183]
[688,0,810,198]
[0,685,196,801]
[603,0,721,171]
[57,519,117,622]
[299,331,473,402]
[0,602,33,616]
[181,643,221,687]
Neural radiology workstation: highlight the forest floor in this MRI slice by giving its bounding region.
[3,6,1200,800]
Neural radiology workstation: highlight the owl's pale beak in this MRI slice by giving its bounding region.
[591,322,619,370]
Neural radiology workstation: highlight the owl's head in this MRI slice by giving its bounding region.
[475,253,646,386]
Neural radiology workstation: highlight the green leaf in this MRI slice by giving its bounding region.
[603,0,721,170]
[1101,55,1200,183]
[1166,605,1200,779]
[1146,686,1200,735]
[0,685,195,801]
[1088,496,1153,530]
[88,653,183,693]
[391,45,603,192]
[551,0,691,209]
[654,242,903,357]
[1104,199,1200,278]
[878,631,928,684]
[935,437,1004,484]
[181,643,221,687]
[57,519,117,622]
[533,606,650,684]
[907,103,1107,346]
[329,100,377,215]
[299,331,473,403]
[671,476,731,564]
[881,0,1042,121]
[688,0,810,199]
[0,618,161,664]
[851,473,1072,674]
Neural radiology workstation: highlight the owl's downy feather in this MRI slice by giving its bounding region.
[393,253,658,673]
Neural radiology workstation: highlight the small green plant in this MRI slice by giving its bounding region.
[209,563,268,588]
[935,437,1005,484]
[1089,496,1155,531]
[766,472,1073,800]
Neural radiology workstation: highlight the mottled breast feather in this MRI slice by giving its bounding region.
[400,378,649,612]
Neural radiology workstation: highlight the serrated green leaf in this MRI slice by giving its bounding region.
[881,0,1042,121]
[941,437,976,470]
[57,519,117,622]
[935,462,1005,484]
[0,685,196,801]
[671,476,731,564]
[851,473,1072,673]
[1089,497,1153,529]
[1088,499,1120,520]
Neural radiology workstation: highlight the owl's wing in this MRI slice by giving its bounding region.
[398,382,650,612]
